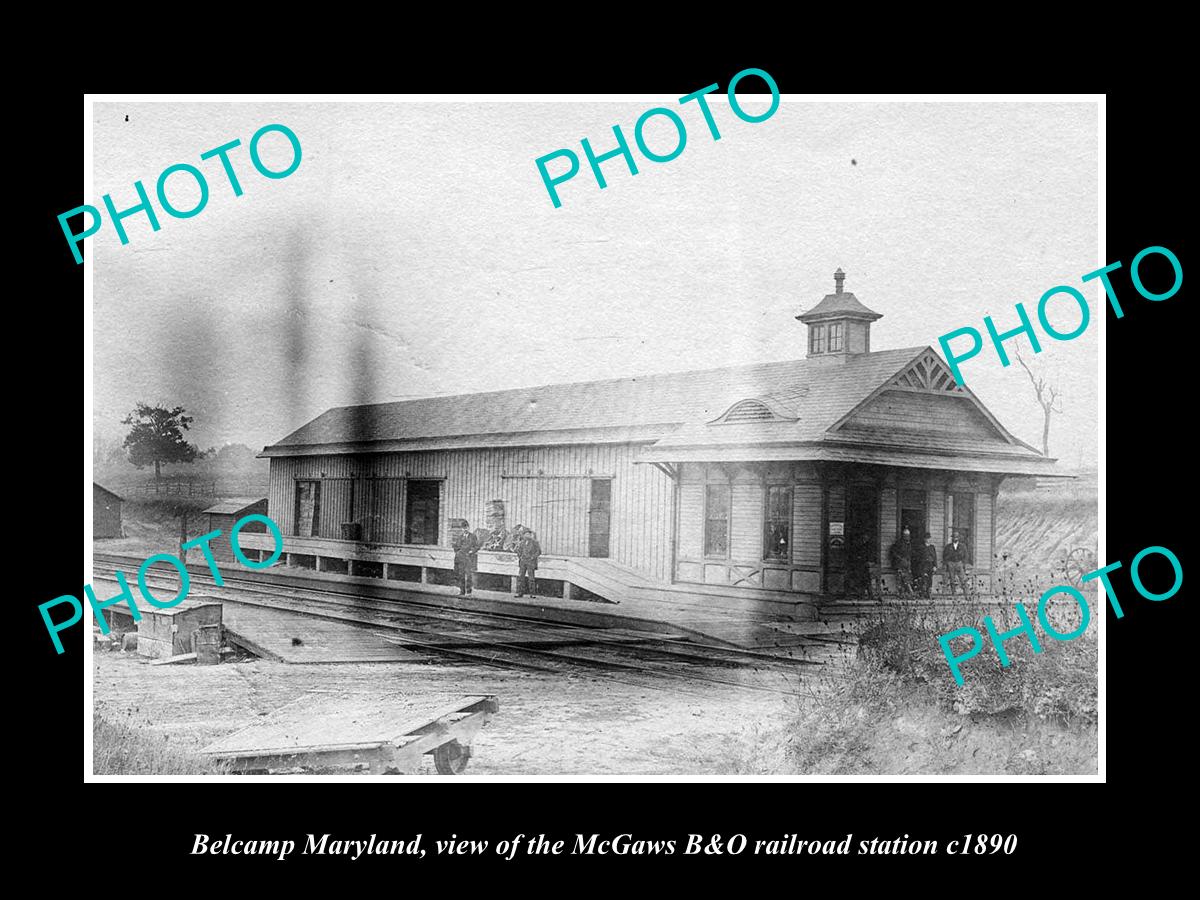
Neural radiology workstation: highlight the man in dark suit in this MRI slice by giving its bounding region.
[943,529,970,599]
[514,527,542,597]
[913,531,938,598]
[889,525,914,598]
[452,522,480,596]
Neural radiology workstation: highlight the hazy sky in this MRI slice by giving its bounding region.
[91,99,1099,467]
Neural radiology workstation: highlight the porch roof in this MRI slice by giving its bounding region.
[635,440,1069,477]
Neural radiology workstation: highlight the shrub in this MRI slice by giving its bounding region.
[855,601,1097,727]
[93,707,231,775]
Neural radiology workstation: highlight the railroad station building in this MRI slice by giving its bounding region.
[93,482,124,539]
[250,271,1062,614]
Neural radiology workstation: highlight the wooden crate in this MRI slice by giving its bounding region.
[137,602,223,659]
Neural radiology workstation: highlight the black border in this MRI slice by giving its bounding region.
[21,70,1187,879]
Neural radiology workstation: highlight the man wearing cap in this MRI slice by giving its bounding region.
[452,521,480,596]
[515,528,542,598]
[889,525,914,598]
[943,530,971,599]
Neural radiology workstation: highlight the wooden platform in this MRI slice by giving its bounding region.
[210,564,802,651]
[222,602,426,664]
[235,533,824,622]
[202,691,499,774]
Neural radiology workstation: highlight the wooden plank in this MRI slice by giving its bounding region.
[209,739,390,758]
[203,692,495,757]
[148,652,197,666]
[213,747,394,773]
[221,604,426,664]
[216,704,498,774]
[223,628,286,662]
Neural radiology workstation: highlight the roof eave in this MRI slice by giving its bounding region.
[636,441,1068,477]
[260,423,682,457]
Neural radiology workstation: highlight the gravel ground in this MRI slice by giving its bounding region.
[92,651,804,776]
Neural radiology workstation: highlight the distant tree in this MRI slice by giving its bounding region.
[1015,352,1063,458]
[93,436,125,469]
[121,403,198,481]
[214,443,259,466]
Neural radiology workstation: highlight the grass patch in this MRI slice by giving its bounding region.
[855,603,1098,726]
[93,709,232,775]
[776,603,1097,774]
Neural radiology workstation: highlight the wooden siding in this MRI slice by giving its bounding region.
[677,473,703,560]
[928,489,946,545]
[793,483,822,567]
[207,505,268,564]
[501,475,591,556]
[268,444,675,581]
[976,490,993,566]
[730,484,762,560]
[675,462,824,591]
[843,389,996,437]
[93,488,122,539]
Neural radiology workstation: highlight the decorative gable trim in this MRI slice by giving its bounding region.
[889,351,965,393]
[709,398,798,426]
[826,347,1041,453]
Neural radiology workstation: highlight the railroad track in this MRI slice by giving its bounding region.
[93,553,850,697]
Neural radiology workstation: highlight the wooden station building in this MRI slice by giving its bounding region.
[250,271,1063,614]
[93,482,123,539]
[202,498,269,563]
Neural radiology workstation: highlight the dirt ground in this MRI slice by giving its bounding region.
[92,651,800,776]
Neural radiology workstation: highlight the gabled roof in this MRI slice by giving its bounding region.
[261,345,1063,477]
[93,482,123,501]
[202,498,268,515]
[262,347,927,456]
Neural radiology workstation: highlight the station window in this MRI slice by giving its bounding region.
[762,485,792,561]
[947,492,975,564]
[704,484,730,557]
[810,324,826,354]
[828,322,844,352]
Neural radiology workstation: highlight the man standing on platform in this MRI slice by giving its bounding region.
[913,531,938,598]
[515,527,542,598]
[453,521,480,596]
[943,529,971,599]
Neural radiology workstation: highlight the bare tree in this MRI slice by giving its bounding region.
[1015,351,1063,457]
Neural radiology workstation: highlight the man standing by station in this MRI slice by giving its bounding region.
[889,525,914,598]
[943,529,971,599]
[453,521,480,596]
[913,531,938,598]
[515,527,542,598]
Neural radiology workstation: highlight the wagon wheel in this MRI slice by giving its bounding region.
[433,740,472,775]
[1064,547,1096,587]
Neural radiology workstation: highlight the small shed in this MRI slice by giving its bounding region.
[93,483,124,539]
[137,602,223,659]
[202,498,269,563]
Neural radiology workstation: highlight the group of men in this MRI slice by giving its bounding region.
[451,521,542,597]
[888,525,971,599]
